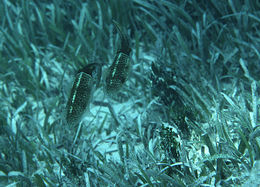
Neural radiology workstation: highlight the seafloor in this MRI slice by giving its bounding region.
[0,0,259,186]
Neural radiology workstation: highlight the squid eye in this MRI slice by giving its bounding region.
[65,72,94,126]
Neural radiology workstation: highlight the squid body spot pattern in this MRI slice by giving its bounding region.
[66,72,93,126]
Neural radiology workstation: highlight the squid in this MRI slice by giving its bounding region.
[65,20,131,126]
[104,20,131,95]
[65,63,101,126]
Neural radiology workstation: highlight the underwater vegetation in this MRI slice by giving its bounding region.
[0,0,260,186]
